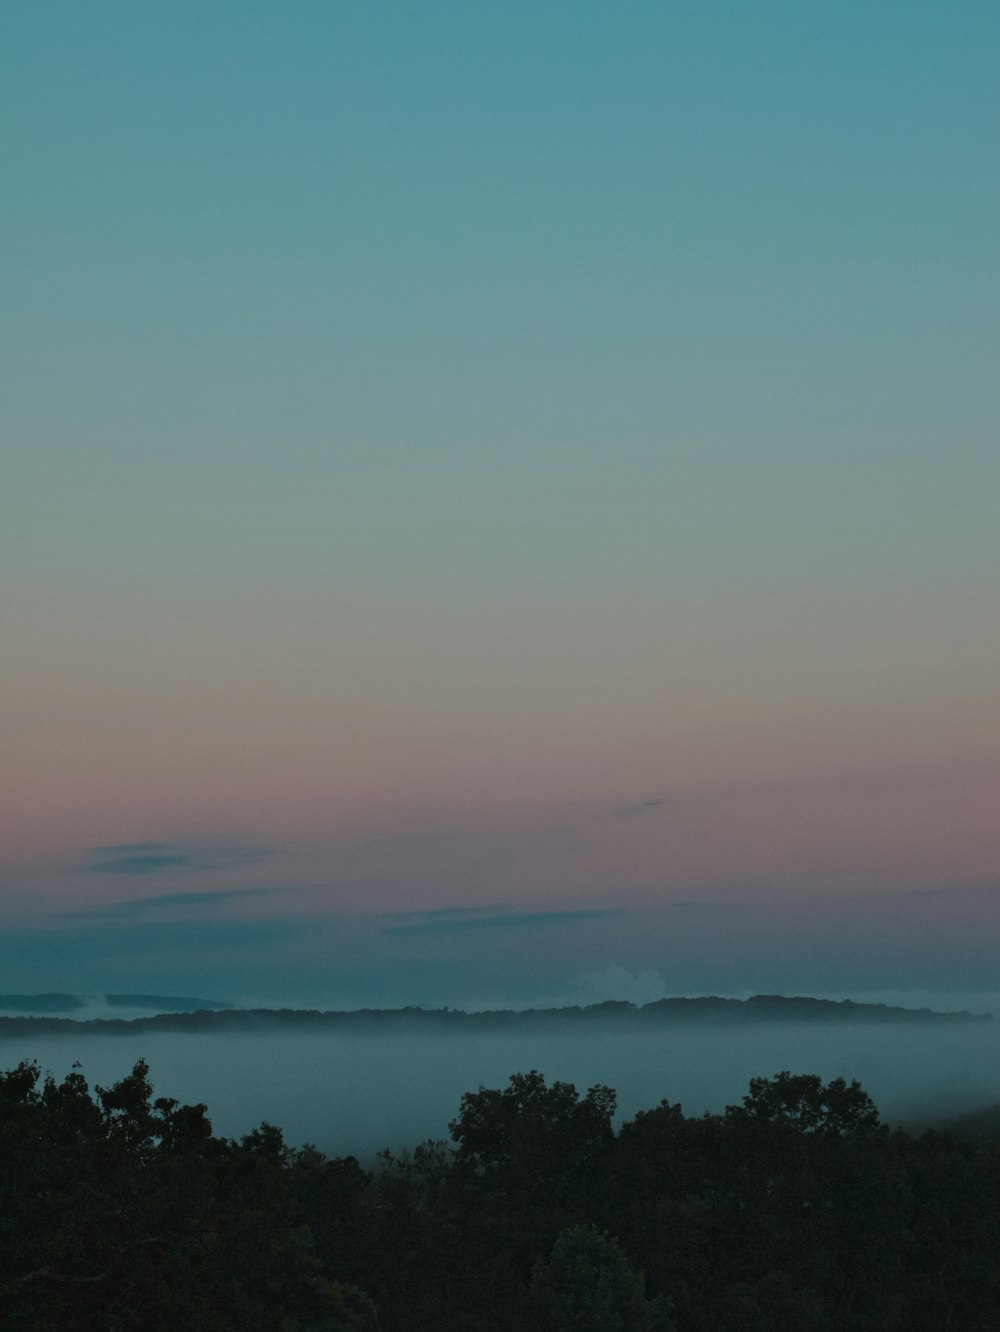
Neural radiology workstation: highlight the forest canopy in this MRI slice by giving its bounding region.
[3,1059,1000,1330]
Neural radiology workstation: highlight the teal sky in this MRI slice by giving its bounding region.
[2,1,998,1006]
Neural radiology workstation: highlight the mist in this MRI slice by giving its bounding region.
[5,1019,1000,1159]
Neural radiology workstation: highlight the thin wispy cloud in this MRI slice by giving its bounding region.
[388,905,514,922]
[603,759,998,828]
[612,799,670,819]
[61,887,278,920]
[382,908,619,936]
[666,879,1000,914]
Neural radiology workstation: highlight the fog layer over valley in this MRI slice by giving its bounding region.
[6,1018,1000,1157]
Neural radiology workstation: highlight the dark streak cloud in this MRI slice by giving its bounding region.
[612,799,670,818]
[81,841,269,877]
[90,853,194,875]
[93,842,178,855]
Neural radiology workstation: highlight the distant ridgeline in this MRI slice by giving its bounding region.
[0,993,990,1036]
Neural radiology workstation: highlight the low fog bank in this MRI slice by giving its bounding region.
[5,1021,1000,1159]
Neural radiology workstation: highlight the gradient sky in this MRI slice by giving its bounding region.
[2,1,998,1007]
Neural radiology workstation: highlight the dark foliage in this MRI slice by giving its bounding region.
[5,1061,1000,1330]
[0,1060,375,1331]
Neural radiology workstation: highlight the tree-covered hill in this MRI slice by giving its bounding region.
[0,992,988,1038]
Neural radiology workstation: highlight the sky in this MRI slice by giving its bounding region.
[2,1,998,1008]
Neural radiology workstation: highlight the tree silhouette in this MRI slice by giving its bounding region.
[531,1224,675,1331]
